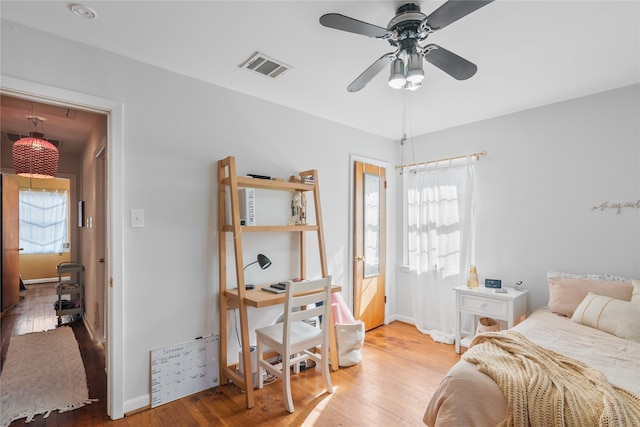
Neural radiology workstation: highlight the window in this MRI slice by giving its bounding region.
[19,189,69,254]
[402,157,476,274]
[364,172,381,277]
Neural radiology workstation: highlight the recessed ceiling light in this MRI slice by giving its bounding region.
[70,3,97,19]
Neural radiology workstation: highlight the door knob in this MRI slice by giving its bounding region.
[99,258,105,263]
[354,255,365,262]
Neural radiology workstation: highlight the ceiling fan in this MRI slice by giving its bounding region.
[319,0,494,92]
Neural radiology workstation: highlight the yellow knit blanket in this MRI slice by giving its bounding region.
[462,331,640,427]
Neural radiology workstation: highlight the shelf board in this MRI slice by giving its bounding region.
[221,176,314,192]
[220,225,318,232]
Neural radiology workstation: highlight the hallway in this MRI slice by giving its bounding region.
[0,284,110,425]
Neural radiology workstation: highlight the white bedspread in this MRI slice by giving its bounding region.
[424,309,640,426]
[512,308,640,395]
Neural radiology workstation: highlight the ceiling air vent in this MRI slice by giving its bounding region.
[6,132,24,142]
[241,52,292,79]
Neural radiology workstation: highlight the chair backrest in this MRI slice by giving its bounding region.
[282,276,332,344]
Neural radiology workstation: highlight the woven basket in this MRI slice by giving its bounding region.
[477,317,499,334]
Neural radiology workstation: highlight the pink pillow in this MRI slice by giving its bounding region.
[548,277,634,317]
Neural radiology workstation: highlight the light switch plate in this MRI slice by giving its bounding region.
[130,209,145,228]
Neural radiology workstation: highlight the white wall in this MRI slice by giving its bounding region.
[1,20,396,413]
[395,84,640,320]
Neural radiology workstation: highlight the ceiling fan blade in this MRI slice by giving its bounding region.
[422,45,477,80]
[347,53,395,92]
[424,0,494,31]
[320,13,391,38]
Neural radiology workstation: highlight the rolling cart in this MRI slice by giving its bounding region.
[55,262,84,325]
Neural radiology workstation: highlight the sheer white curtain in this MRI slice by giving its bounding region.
[405,157,476,343]
[19,189,69,254]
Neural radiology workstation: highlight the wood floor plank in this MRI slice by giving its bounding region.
[2,285,460,426]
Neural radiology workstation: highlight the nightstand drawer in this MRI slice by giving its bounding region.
[459,294,508,318]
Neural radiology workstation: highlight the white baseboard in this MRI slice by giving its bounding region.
[389,314,415,324]
[124,394,151,415]
[24,277,60,284]
[82,316,106,343]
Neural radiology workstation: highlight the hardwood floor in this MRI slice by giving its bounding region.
[1,283,83,370]
[1,285,460,426]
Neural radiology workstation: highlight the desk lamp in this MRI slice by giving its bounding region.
[243,254,271,289]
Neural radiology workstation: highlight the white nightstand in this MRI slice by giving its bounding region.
[454,286,528,353]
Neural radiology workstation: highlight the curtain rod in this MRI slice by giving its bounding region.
[395,151,487,170]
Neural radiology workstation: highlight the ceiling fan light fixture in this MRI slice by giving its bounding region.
[388,58,406,89]
[406,69,424,84]
[406,80,422,91]
[320,1,494,92]
[406,51,425,84]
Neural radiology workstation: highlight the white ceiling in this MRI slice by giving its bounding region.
[1,0,639,147]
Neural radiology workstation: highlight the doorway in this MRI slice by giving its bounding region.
[353,160,387,331]
[0,75,124,419]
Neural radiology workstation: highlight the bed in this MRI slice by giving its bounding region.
[424,273,640,426]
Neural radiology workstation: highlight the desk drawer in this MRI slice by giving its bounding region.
[459,294,508,318]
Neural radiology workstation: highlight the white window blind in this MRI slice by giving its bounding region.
[19,189,69,254]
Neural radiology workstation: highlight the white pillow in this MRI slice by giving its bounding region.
[571,280,640,343]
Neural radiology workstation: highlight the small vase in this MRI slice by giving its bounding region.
[467,265,479,288]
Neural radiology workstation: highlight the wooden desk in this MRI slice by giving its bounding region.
[220,283,342,407]
[224,283,342,308]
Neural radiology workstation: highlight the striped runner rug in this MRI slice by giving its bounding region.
[0,326,96,427]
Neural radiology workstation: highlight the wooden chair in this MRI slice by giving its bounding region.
[255,276,334,413]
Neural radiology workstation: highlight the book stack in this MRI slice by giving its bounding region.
[239,188,255,226]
